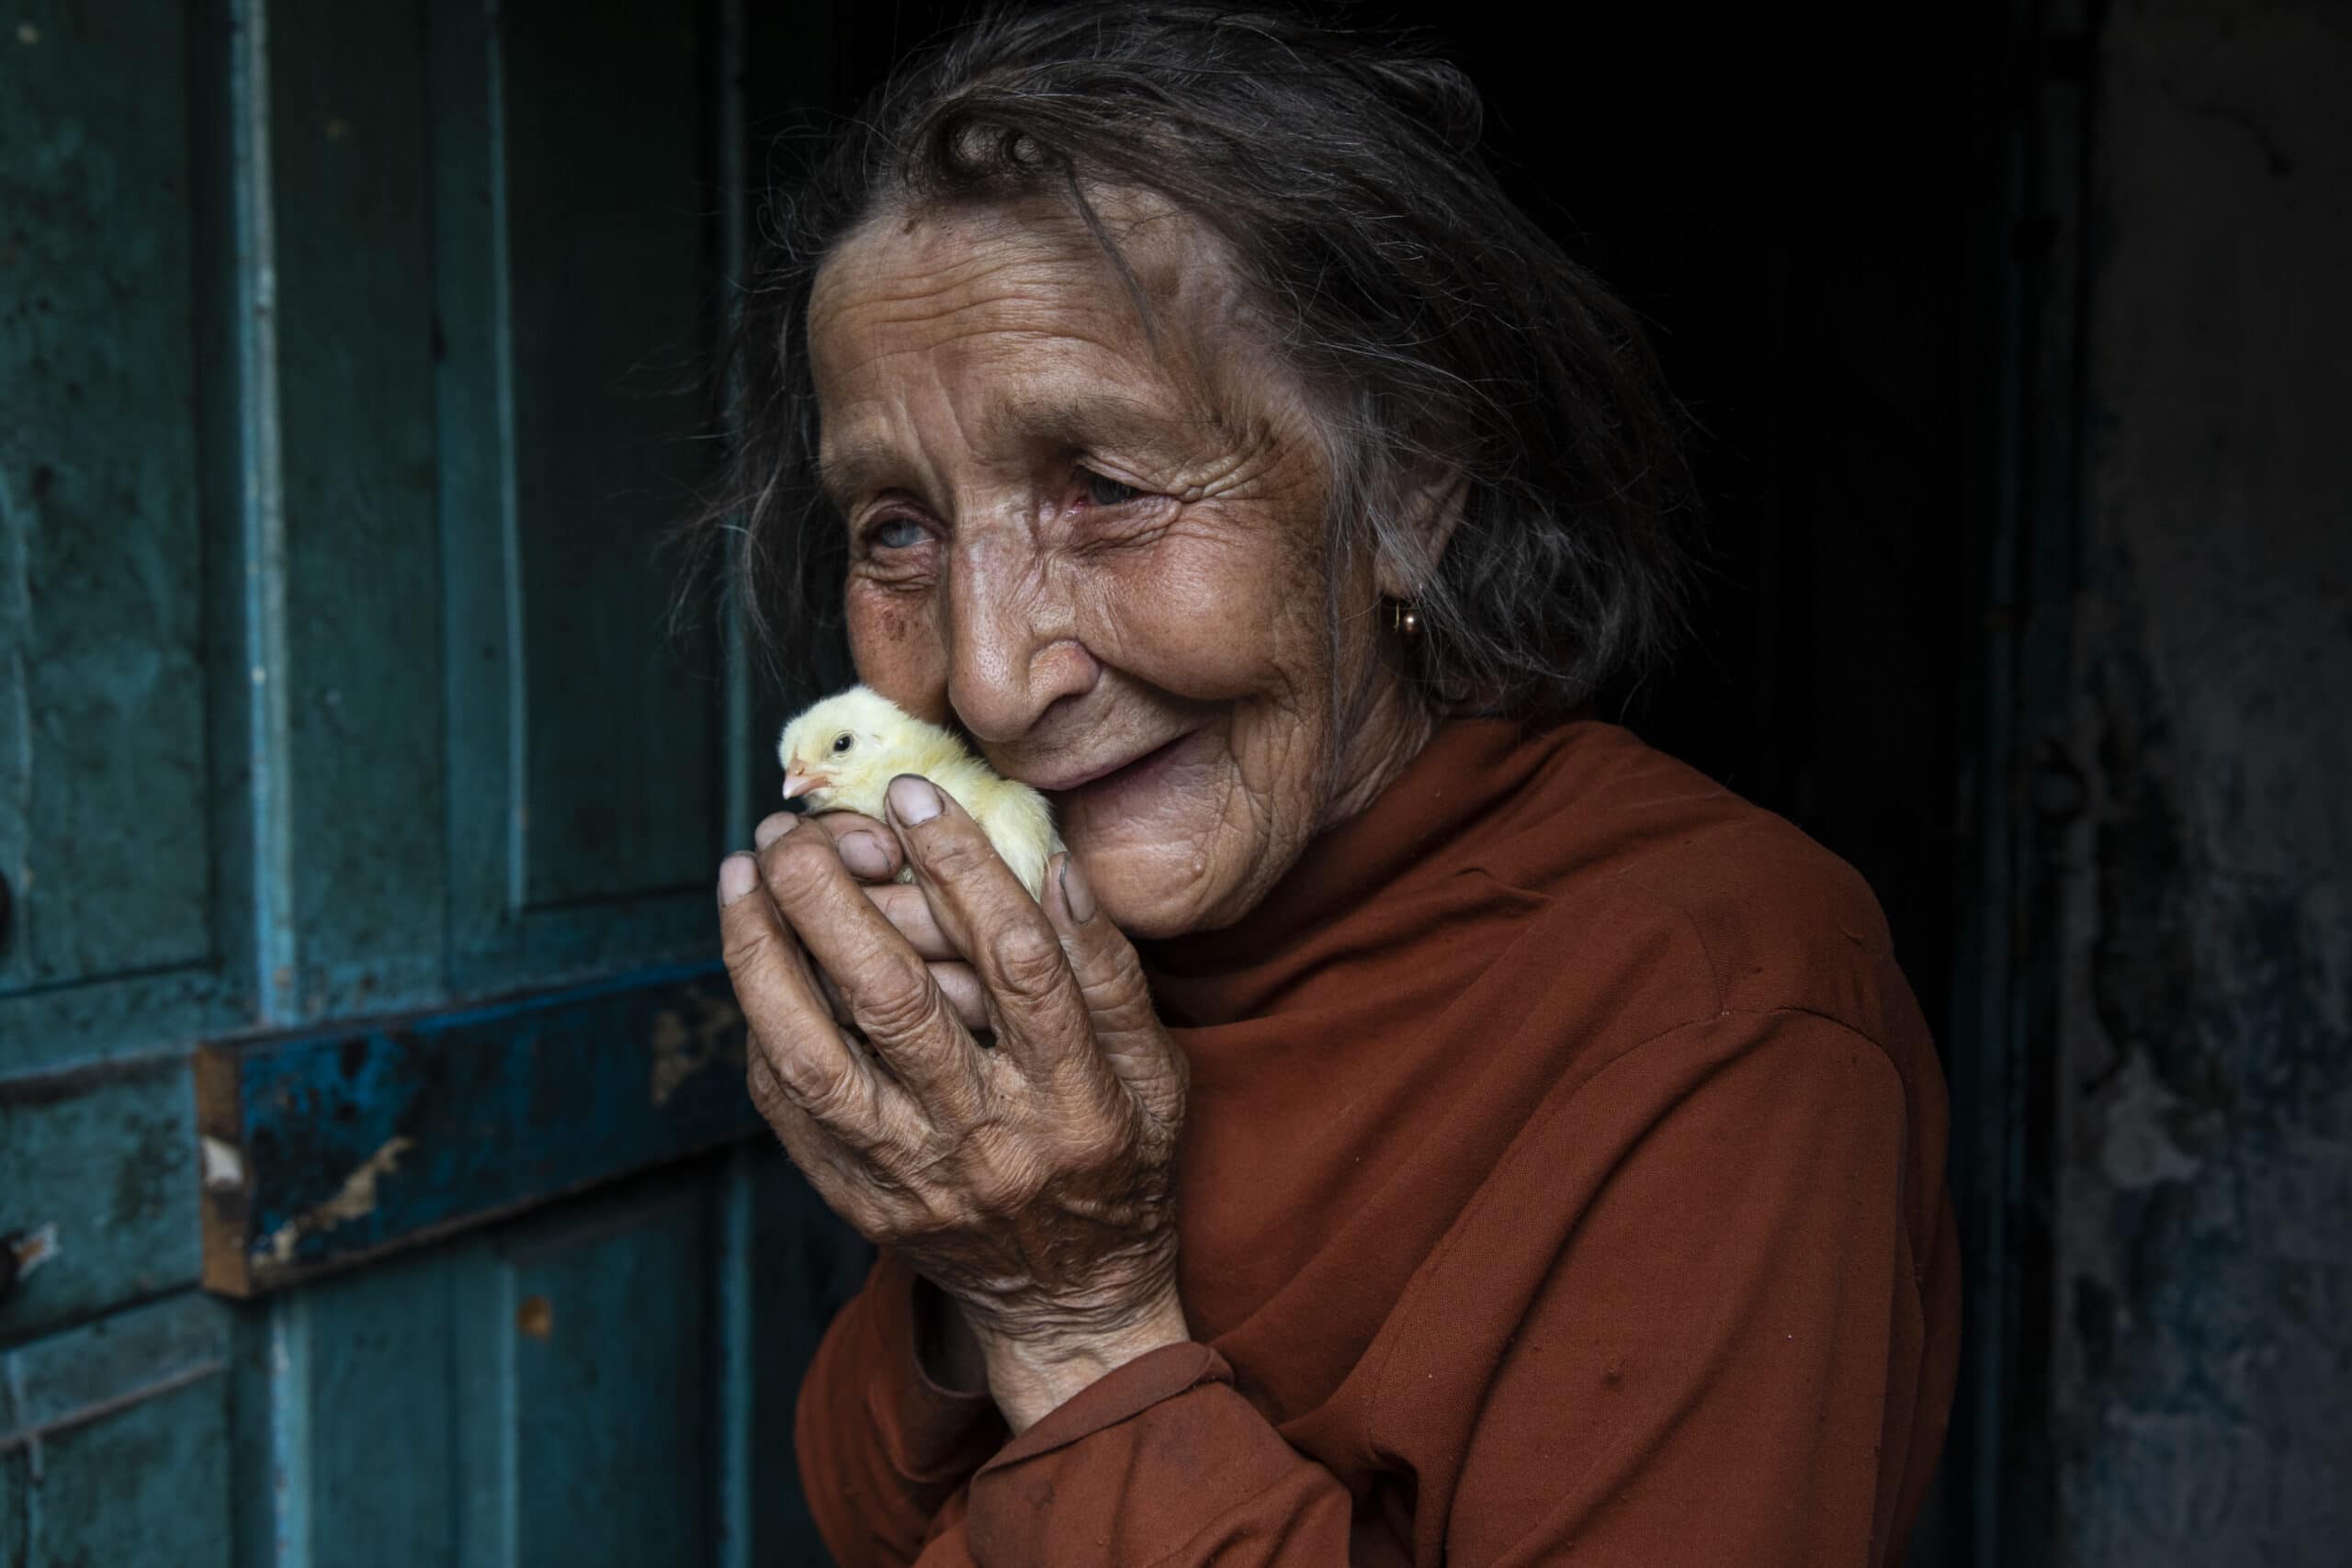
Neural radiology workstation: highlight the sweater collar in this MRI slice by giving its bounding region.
[1138,715,1558,988]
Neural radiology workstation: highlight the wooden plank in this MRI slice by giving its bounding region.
[9,1378,232,1568]
[0,1058,202,1344]
[507,1182,716,1566]
[280,1251,464,1567]
[431,0,725,998]
[0,0,214,1037]
[262,0,448,1021]
[735,1143,871,1566]
[0,1293,229,1448]
[503,0,721,911]
[196,965,759,1296]
[426,0,527,986]
[0,969,236,1077]
[0,1295,232,1568]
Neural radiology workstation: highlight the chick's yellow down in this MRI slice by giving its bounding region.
[776,685,1062,900]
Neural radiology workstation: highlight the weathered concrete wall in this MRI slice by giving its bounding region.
[2057,2,2351,1562]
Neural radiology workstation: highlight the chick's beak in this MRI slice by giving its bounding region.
[781,762,830,807]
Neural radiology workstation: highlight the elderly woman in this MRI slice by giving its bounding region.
[704,5,1959,1563]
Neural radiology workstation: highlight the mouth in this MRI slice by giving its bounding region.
[1033,729,1199,800]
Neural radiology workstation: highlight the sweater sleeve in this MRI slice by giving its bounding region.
[794,1251,1006,1568]
[931,1008,1947,1567]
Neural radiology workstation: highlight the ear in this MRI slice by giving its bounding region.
[1373,463,1471,601]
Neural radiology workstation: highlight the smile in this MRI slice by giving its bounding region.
[1031,729,1198,798]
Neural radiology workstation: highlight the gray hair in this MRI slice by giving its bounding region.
[686,1,1694,717]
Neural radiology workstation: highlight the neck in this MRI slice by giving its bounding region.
[1320,672,1439,831]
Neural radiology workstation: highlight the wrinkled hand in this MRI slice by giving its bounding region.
[718,774,1191,1430]
[750,808,997,1037]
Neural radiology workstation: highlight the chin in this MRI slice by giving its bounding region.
[1047,722,1273,937]
[1071,835,1227,941]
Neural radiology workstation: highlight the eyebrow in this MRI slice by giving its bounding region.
[990,388,1201,454]
[818,388,1222,507]
[816,435,909,509]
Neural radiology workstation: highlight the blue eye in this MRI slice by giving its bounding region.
[869,516,925,549]
[1082,469,1141,507]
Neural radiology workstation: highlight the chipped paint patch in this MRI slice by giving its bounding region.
[649,989,743,1107]
[257,1135,413,1266]
[199,1134,246,1193]
[2095,1051,2205,1189]
[6,1222,60,1281]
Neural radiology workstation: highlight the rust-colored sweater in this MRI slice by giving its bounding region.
[795,718,1961,1566]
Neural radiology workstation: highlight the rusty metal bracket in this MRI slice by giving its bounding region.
[194,964,757,1296]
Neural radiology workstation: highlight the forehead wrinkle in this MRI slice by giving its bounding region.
[811,205,1301,505]
[814,239,1119,346]
[977,384,1209,462]
[816,428,908,507]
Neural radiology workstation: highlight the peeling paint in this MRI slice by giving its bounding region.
[649,988,742,1108]
[2095,1050,2206,1189]
[198,1134,245,1193]
[6,1222,59,1282]
[257,1134,413,1266]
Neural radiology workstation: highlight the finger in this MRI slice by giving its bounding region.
[745,1047,907,1239]
[756,816,988,1114]
[818,957,989,1035]
[886,774,1091,1080]
[756,808,905,882]
[865,881,961,962]
[1046,851,1188,1130]
[930,963,990,1035]
[718,852,899,1145]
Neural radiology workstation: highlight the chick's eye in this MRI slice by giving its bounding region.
[1080,468,1142,508]
[831,733,854,754]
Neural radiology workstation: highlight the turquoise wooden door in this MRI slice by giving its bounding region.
[0,1,862,1562]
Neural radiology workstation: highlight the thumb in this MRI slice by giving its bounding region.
[1045,852,1187,1129]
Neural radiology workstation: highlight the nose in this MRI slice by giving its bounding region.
[944,532,1098,742]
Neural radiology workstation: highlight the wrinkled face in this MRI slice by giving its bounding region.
[807,196,1419,937]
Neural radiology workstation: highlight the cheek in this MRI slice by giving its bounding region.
[1083,530,1329,702]
[845,581,953,724]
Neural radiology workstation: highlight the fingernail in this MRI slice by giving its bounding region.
[753,813,797,850]
[888,774,942,826]
[1060,853,1097,924]
[838,831,891,880]
[718,852,761,907]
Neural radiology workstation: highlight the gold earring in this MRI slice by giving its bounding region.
[1390,600,1421,637]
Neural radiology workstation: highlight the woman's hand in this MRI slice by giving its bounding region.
[747,808,997,1037]
[717,774,1192,1431]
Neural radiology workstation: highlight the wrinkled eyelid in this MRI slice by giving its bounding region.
[1080,467,1144,505]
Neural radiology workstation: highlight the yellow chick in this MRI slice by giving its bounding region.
[775,685,1062,900]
